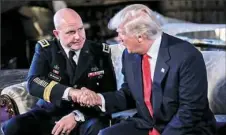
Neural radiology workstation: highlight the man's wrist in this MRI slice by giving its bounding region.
[97,94,106,112]
[68,88,79,99]
[68,88,74,98]
[72,110,85,122]
[73,113,81,122]
[97,95,102,106]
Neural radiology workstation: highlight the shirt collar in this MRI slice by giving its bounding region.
[61,45,81,58]
[146,34,162,59]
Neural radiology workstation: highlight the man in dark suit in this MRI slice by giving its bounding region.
[2,8,117,135]
[78,4,216,135]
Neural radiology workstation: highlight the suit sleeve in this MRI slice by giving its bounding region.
[102,50,136,113]
[162,51,209,135]
[27,43,68,107]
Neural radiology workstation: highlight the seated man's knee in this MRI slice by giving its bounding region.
[80,118,109,135]
[98,129,105,135]
[98,126,113,135]
[2,117,23,135]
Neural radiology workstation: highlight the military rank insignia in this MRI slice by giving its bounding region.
[38,39,50,48]
[43,81,58,102]
[102,43,110,53]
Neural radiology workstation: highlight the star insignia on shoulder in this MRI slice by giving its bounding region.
[38,39,50,48]
[102,43,110,53]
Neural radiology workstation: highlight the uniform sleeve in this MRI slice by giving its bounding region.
[99,44,117,92]
[27,43,68,106]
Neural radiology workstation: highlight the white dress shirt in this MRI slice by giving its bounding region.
[99,34,162,112]
[147,34,162,80]
[60,45,85,122]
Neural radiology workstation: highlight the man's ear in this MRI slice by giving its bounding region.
[138,35,143,43]
[53,30,59,40]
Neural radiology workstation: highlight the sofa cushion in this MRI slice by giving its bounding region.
[202,51,226,114]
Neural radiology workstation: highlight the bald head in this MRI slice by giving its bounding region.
[53,8,83,29]
[52,8,86,50]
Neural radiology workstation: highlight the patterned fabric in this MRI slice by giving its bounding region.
[109,44,125,90]
[202,51,226,114]
[1,82,38,114]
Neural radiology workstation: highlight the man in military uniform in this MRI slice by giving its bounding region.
[2,8,117,135]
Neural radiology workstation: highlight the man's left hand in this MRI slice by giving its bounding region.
[51,113,77,135]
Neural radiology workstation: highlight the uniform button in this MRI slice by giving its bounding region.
[96,82,99,85]
[71,104,74,107]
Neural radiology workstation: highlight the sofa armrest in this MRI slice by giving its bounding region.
[0,82,39,115]
[0,94,19,122]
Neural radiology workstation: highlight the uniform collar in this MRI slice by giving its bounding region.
[61,44,81,58]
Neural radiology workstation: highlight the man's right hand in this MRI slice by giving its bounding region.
[51,113,77,135]
[68,87,102,107]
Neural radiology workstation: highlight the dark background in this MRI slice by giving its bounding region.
[1,0,225,69]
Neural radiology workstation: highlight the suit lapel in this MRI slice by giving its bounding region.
[73,41,92,83]
[132,54,144,100]
[152,33,170,118]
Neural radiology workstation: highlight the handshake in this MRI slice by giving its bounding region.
[68,87,102,107]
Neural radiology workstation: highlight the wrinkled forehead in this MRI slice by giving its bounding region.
[58,22,83,31]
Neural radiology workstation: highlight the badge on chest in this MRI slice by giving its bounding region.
[88,70,104,79]
[48,65,61,81]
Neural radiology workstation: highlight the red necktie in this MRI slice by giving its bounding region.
[142,54,160,135]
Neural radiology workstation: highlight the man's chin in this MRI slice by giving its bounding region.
[70,45,83,50]
[127,49,133,54]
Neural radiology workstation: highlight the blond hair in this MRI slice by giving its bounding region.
[108,4,162,39]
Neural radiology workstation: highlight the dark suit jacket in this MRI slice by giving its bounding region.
[27,38,117,119]
[103,33,216,135]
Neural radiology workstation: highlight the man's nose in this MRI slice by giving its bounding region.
[73,32,80,40]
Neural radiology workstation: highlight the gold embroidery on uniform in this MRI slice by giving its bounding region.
[43,81,58,102]
[33,77,48,87]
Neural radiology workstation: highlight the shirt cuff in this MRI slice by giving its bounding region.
[73,110,85,122]
[97,93,106,112]
[62,87,71,100]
